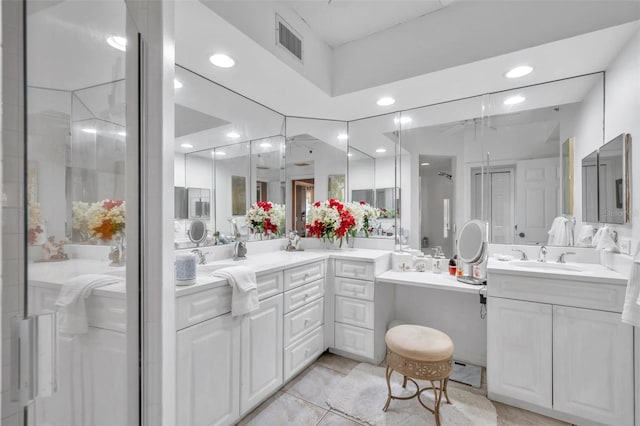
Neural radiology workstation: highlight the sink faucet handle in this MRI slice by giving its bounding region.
[556,251,576,264]
[511,248,528,261]
[537,245,548,262]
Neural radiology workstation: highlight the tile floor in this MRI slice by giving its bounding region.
[238,352,572,426]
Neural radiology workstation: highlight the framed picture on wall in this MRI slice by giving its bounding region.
[328,174,345,201]
[232,175,247,215]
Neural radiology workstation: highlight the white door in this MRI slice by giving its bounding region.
[489,171,514,243]
[240,294,284,415]
[487,298,552,408]
[177,314,241,426]
[515,158,559,244]
[553,306,634,425]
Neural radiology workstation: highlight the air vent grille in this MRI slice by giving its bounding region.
[276,15,303,62]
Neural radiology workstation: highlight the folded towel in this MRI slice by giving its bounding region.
[576,224,594,247]
[547,217,569,245]
[56,274,123,334]
[621,246,640,326]
[593,226,618,251]
[211,266,259,316]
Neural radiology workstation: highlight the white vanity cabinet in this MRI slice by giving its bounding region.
[332,258,393,364]
[283,261,326,381]
[488,272,633,426]
[240,293,283,415]
[177,313,241,426]
[29,284,127,426]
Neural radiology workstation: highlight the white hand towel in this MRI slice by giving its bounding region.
[56,274,123,334]
[593,226,617,251]
[547,217,568,245]
[211,266,259,316]
[576,225,594,247]
[622,246,640,326]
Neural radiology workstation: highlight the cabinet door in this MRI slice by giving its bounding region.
[82,329,127,426]
[177,314,240,426]
[487,297,552,408]
[240,294,283,415]
[553,306,633,425]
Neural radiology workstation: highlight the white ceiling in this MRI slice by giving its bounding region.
[175,1,639,121]
[282,0,450,48]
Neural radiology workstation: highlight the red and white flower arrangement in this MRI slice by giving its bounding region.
[352,201,380,237]
[246,201,285,237]
[86,199,126,241]
[306,199,356,247]
[27,200,44,245]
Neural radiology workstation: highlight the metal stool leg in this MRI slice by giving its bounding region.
[383,366,393,412]
[443,378,451,404]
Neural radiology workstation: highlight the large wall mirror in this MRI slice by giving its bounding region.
[482,73,604,247]
[284,117,348,235]
[348,114,401,240]
[173,65,285,246]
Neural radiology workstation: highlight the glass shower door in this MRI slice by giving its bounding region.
[13,1,141,424]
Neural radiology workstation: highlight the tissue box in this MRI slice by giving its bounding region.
[175,252,197,286]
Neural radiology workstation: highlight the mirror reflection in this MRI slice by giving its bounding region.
[173,65,285,246]
[285,117,348,235]
[598,133,630,224]
[582,150,599,223]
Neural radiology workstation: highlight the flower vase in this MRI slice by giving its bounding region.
[322,237,343,250]
[109,233,126,266]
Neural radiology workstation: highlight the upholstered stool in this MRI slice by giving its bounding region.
[383,324,454,426]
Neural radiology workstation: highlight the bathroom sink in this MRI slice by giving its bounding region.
[196,263,236,274]
[509,260,584,272]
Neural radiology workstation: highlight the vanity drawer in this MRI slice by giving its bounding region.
[335,259,375,281]
[257,270,283,300]
[29,285,127,333]
[334,322,374,359]
[284,261,325,291]
[284,298,324,347]
[176,285,232,330]
[335,277,374,301]
[284,326,324,381]
[284,279,324,313]
[489,273,626,313]
[335,296,374,329]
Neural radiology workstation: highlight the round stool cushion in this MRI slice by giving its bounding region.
[385,324,454,362]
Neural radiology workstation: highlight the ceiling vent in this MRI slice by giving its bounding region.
[276,14,303,62]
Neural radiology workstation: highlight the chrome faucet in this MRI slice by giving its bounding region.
[556,251,576,264]
[191,249,207,265]
[537,245,548,262]
[233,238,247,260]
[512,248,528,261]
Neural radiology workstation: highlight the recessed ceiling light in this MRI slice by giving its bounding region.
[227,131,240,138]
[180,143,194,149]
[337,133,348,141]
[117,131,126,137]
[394,116,412,124]
[504,95,525,105]
[505,65,533,79]
[174,79,183,89]
[347,153,353,157]
[210,53,235,68]
[377,97,395,107]
[376,148,387,153]
[421,162,430,166]
[82,128,97,134]
[260,142,272,148]
[215,151,227,156]
[106,36,127,52]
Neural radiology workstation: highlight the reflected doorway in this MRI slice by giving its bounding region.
[292,179,314,235]
[420,156,455,257]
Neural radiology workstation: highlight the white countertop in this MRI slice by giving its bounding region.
[28,258,126,297]
[176,248,391,297]
[376,270,483,294]
[487,258,628,285]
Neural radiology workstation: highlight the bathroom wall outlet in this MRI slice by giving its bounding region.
[619,238,631,256]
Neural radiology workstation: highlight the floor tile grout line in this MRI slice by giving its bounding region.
[314,409,331,426]
[281,388,332,412]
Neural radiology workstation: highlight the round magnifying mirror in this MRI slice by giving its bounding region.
[188,220,207,246]
[457,220,486,264]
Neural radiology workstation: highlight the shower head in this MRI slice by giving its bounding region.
[438,171,453,180]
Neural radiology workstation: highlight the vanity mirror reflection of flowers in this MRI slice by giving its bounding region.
[246,201,285,239]
[306,198,356,248]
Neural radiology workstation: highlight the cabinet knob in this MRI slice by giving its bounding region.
[304,318,310,325]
